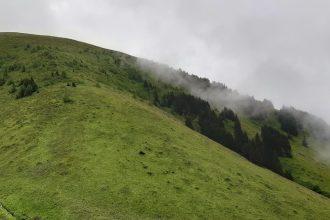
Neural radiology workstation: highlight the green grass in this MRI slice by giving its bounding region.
[281,136,330,194]
[240,115,330,197]
[0,204,14,220]
[0,32,329,219]
[240,117,261,138]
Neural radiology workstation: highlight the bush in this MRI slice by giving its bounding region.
[51,70,67,80]
[311,185,322,193]
[6,79,14,86]
[8,84,16,94]
[302,136,308,147]
[16,78,38,99]
[63,93,73,103]
[7,63,21,72]
[0,78,5,86]
[51,70,60,78]
[25,44,31,50]
[283,170,294,180]
[61,71,67,78]
[185,117,193,129]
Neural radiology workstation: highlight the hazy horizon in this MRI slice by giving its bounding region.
[1,0,330,123]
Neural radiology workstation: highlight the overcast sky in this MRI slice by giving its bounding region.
[1,0,330,122]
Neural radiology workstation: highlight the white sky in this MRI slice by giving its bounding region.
[1,0,330,122]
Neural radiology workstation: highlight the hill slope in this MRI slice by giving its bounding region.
[139,52,330,197]
[0,33,329,219]
[238,115,330,195]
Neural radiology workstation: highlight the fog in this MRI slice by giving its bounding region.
[1,0,330,123]
[137,58,275,118]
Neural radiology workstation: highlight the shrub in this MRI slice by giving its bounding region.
[61,71,67,78]
[51,70,67,81]
[185,117,193,129]
[16,78,38,99]
[7,63,21,72]
[0,78,5,86]
[311,185,322,193]
[283,170,294,180]
[52,70,59,77]
[6,79,14,86]
[8,84,16,94]
[63,93,73,103]
[25,44,31,50]
[302,136,308,147]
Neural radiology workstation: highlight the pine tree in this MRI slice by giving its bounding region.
[233,117,248,153]
[153,91,159,105]
[0,78,5,86]
[185,117,193,129]
[302,136,308,147]
[8,84,16,94]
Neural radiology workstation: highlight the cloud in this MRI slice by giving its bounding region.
[0,0,330,123]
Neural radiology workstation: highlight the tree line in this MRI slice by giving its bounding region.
[140,77,293,177]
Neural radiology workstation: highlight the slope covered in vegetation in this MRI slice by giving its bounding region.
[0,205,14,220]
[0,32,329,219]
[138,56,330,197]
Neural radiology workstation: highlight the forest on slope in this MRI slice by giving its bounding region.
[137,59,330,197]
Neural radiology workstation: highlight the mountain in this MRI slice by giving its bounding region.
[0,32,329,219]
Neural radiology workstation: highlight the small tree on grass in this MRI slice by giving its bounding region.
[61,71,67,78]
[63,91,73,103]
[302,136,308,147]
[24,84,33,97]
[185,117,194,129]
[8,84,16,94]
[16,78,38,99]
[0,78,5,86]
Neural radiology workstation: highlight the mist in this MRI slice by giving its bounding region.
[0,0,330,124]
[137,58,275,118]
[137,57,330,163]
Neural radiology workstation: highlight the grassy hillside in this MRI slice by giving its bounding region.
[240,115,330,196]
[281,136,330,194]
[0,32,329,219]
[0,205,14,220]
